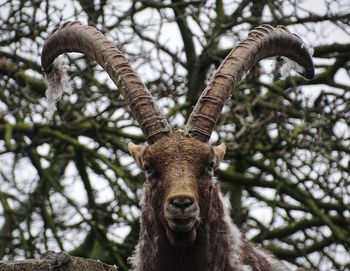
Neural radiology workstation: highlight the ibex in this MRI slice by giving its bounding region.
[42,21,314,271]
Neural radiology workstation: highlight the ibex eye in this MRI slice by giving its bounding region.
[208,161,216,171]
[142,164,152,175]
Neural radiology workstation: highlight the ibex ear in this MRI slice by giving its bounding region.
[128,142,146,168]
[213,143,226,165]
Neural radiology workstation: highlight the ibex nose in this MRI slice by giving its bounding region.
[170,196,195,210]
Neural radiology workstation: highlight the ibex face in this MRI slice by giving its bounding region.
[129,133,226,247]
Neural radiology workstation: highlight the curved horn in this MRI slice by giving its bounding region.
[41,21,172,144]
[186,25,315,142]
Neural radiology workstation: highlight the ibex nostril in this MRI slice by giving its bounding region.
[170,196,194,210]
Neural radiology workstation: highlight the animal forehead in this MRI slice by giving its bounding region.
[143,134,213,164]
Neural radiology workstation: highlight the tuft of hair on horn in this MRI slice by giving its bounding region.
[45,57,72,119]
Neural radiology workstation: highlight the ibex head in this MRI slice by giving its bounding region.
[42,22,314,248]
[129,134,226,247]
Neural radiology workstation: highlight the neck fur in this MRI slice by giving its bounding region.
[129,183,245,271]
[129,183,289,271]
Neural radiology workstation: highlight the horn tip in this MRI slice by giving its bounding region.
[302,66,315,80]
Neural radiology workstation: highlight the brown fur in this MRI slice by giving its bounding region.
[128,133,291,271]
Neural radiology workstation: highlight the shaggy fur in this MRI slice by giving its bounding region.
[128,133,291,271]
[45,58,71,118]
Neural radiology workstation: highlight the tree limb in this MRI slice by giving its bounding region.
[0,251,119,271]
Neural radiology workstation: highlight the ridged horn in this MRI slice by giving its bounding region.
[186,25,315,142]
[41,21,172,144]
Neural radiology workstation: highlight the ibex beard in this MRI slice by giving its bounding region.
[129,133,226,248]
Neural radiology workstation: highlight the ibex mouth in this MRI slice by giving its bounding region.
[164,208,199,247]
[165,217,198,247]
[168,217,197,232]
